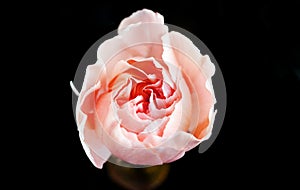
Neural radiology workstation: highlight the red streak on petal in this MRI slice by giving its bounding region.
[127,59,136,64]
[108,75,119,91]
[149,80,165,99]
[136,102,150,114]
[137,134,146,142]
[193,118,209,139]
[156,123,166,137]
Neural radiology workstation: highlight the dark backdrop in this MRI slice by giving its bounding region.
[22,1,299,189]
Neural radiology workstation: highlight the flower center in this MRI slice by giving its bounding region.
[129,79,172,114]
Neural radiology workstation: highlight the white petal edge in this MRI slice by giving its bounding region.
[118,9,164,33]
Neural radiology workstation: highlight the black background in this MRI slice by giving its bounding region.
[18,0,299,189]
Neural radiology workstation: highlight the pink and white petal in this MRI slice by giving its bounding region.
[127,57,177,95]
[94,91,155,165]
[139,117,169,138]
[78,62,105,104]
[112,76,134,106]
[136,112,153,120]
[76,76,101,136]
[81,61,105,91]
[155,131,201,163]
[148,93,175,119]
[118,9,164,33]
[154,86,179,109]
[95,91,119,131]
[127,57,163,79]
[95,93,159,165]
[109,74,131,100]
[133,57,176,89]
[100,121,163,166]
[206,78,217,104]
[141,117,170,147]
[98,22,168,68]
[160,37,181,83]
[119,23,167,52]
[79,124,111,169]
[196,78,217,139]
[162,31,215,78]
[158,77,194,139]
[197,106,217,141]
[96,88,150,134]
[151,58,176,89]
[117,98,151,133]
[104,60,148,88]
[162,31,215,81]
[142,135,163,148]
[175,77,195,132]
[88,148,109,169]
[162,31,215,138]
[76,85,111,168]
[95,94,164,165]
[95,91,128,145]
[161,95,183,138]
[161,81,173,97]
[77,62,108,132]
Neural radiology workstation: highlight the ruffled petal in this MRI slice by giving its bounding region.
[162,31,216,138]
[117,98,151,133]
[76,62,111,169]
[79,123,111,169]
[95,91,159,165]
[97,23,168,68]
[118,9,164,33]
[95,116,163,166]
[155,131,201,163]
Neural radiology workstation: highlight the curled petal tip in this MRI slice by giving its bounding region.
[70,81,79,96]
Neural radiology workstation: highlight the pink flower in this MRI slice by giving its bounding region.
[73,9,216,168]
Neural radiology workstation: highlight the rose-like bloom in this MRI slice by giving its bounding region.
[74,9,216,169]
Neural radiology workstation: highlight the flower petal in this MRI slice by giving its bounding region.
[96,118,163,166]
[162,31,216,138]
[76,63,112,169]
[78,61,105,103]
[148,92,176,119]
[79,123,111,169]
[118,9,164,33]
[117,98,151,133]
[95,90,165,166]
[155,131,201,163]
[138,117,169,144]
[97,23,168,69]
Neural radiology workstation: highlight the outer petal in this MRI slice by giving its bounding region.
[162,31,216,138]
[103,124,163,166]
[97,24,168,69]
[97,10,168,84]
[155,131,202,163]
[95,92,163,166]
[78,60,105,100]
[79,118,111,169]
[76,63,111,169]
[118,9,164,33]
